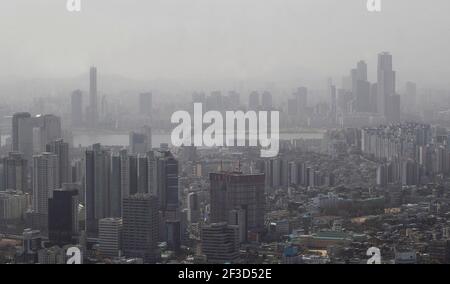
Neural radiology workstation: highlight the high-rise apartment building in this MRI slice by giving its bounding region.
[1,152,28,193]
[32,152,58,215]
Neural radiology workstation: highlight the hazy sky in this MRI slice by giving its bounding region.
[1,0,449,88]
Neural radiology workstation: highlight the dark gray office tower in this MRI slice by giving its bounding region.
[120,149,130,199]
[122,194,160,263]
[209,172,265,239]
[71,90,83,127]
[48,187,78,246]
[166,220,181,252]
[46,139,71,187]
[377,52,396,120]
[156,151,179,211]
[12,112,33,162]
[147,151,158,196]
[129,155,138,196]
[110,155,122,218]
[85,143,111,236]
[139,92,152,116]
[352,61,371,112]
[89,67,98,126]
[1,152,28,193]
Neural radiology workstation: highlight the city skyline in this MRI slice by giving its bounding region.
[1,0,450,268]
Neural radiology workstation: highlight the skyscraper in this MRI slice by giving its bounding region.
[156,150,179,211]
[12,113,62,161]
[85,143,111,236]
[12,112,33,162]
[32,153,59,215]
[129,154,138,196]
[147,151,158,196]
[351,61,371,113]
[110,155,122,218]
[209,172,265,239]
[89,67,98,126]
[137,155,148,194]
[36,114,62,152]
[48,187,78,246]
[120,149,130,199]
[122,194,160,263]
[46,139,71,187]
[71,90,83,127]
[377,52,396,120]
[187,192,201,223]
[1,152,28,193]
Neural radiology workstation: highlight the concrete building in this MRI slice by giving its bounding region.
[99,217,122,259]
[209,172,265,240]
[122,194,160,263]
[201,222,240,264]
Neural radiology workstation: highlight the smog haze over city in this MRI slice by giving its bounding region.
[1,0,450,271]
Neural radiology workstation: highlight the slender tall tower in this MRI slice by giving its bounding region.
[89,67,98,126]
[85,143,111,236]
[377,52,396,118]
[32,153,59,215]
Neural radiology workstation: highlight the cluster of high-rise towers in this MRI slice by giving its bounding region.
[0,66,267,263]
[333,52,401,123]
